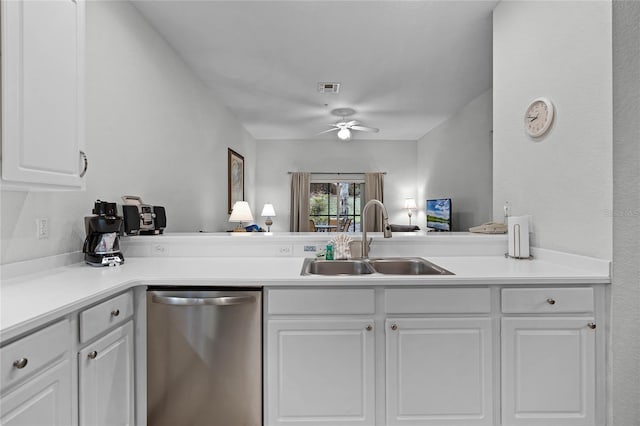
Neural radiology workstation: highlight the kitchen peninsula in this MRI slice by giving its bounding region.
[0,233,610,426]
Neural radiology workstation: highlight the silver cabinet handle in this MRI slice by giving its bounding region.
[546,298,556,305]
[13,358,28,369]
[79,151,88,178]
[111,309,120,317]
[152,294,255,307]
[391,324,398,331]
[366,325,373,331]
[88,351,98,359]
[588,323,596,330]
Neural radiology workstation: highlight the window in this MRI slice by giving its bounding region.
[309,181,363,232]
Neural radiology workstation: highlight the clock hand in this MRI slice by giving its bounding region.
[527,115,539,122]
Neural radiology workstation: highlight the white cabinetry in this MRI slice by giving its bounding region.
[384,288,493,426]
[1,0,86,190]
[266,289,376,426]
[78,321,135,426]
[0,360,72,426]
[77,291,135,426]
[385,318,493,426]
[266,287,495,426]
[267,319,375,426]
[501,288,597,426]
[0,320,72,426]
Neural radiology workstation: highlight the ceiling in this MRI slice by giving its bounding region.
[133,1,497,141]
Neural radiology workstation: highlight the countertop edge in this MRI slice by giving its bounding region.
[1,272,610,345]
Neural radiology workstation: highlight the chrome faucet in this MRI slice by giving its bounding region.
[361,199,392,258]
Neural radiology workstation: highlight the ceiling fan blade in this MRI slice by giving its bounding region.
[344,120,358,127]
[350,125,379,133]
[315,127,340,135]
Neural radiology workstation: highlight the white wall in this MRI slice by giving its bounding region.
[611,1,640,423]
[416,89,493,231]
[493,1,612,259]
[0,1,256,264]
[254,139,417,231]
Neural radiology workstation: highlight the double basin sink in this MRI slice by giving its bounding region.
[301,257,454,276]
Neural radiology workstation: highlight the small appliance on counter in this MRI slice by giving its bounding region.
[121,195,166,235]
[83,200,125,267]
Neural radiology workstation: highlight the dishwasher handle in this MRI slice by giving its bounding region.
[151,294,256,307]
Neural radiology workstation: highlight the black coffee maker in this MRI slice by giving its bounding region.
[83,200,125,267]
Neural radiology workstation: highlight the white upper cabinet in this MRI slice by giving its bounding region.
[1,0,86,190]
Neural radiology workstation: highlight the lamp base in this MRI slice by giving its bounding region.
[232,222,247,232]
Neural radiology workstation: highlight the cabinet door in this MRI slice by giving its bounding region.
[386,318,493,426]
[501,317,596,426]
[1,0,85,189]
[266,319,375,426]
[0,360,72,426]
[79,321,134,426]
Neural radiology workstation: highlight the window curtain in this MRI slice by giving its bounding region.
[363,172,385,232]
[290,172,311,232]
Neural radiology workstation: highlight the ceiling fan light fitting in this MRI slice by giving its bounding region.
[337,128,351,140]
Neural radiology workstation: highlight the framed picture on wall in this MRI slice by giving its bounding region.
[228,148,245,213]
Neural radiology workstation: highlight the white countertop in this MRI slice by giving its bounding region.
[0,252,610,344]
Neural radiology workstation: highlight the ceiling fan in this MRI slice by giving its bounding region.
[318,120,379,141]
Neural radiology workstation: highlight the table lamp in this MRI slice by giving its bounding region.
[404,198,417,225]
[229,201,254,232]
[261,203,276,232]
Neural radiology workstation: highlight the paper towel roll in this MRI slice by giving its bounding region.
[508,216,530,258]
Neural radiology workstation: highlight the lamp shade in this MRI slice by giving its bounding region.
[229,201,254,222]
[261,203,276,217]
[404,198,417,210]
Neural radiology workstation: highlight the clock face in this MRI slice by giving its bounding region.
[524,98,554,137]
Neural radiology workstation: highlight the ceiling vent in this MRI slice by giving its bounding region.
[317,82,340,94]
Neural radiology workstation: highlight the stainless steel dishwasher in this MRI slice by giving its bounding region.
[147,288,262,426]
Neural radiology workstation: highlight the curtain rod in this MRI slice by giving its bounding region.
[287,171,387,175]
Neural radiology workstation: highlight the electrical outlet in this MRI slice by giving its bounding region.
[36,218,49,239]
[303,245,317,252]
[278,246,292,256]
[153,244,169,256]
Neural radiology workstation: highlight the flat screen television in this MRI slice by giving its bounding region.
[426,198,452,231]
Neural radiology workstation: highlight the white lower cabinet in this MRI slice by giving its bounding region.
[267,319,376,426]
[0,320,72,426]
[0,359,72,426]
[78,320,135,426]
[266,285,605,426]
[501,317,596,426]
[385,318,493,426]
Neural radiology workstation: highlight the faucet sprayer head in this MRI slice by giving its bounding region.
[383,218,392,238]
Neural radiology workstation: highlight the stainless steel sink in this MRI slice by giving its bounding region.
[301,257,453,276]
[368,257,453,275]
[301,258,375,276]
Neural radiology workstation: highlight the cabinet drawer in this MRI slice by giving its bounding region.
[267,289,375,314]
[385,288,491,314]
[0,320,70,390]
[79,291,133,343]
[501,287,594,313]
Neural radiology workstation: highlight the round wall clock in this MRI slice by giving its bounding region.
[524,97,554,137]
